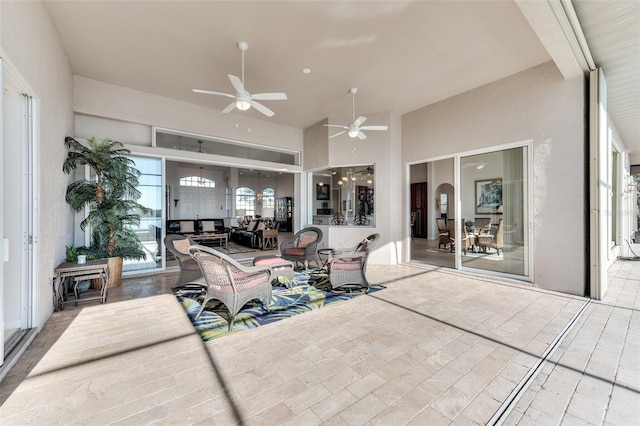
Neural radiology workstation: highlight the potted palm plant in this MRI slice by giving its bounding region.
[63,136,151,287]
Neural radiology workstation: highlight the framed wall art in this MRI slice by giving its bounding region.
[316,183,330,200]
[475,178,502,214]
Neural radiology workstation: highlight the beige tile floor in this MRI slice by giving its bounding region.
[0,259,638,425]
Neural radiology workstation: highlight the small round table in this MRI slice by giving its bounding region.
[317,248,334,270]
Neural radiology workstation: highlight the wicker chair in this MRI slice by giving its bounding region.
[477,219,504,255]
[327,234,380,292]
[164,234,205,291]
[188,245,273,330]
[280,227,323,269]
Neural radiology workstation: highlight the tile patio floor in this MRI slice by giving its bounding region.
[0,260,638,425]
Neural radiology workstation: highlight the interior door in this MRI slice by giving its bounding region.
[410,182,428,238]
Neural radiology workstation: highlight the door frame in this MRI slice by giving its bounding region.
[0,56,38,371]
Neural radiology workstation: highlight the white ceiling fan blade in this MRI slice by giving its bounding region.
[250,100,275,117]
[324,124,349,129]
[228,74,245,93]
[221,102,236,113]
[329,130,348,138]
[357,131,367,140]
[360,125,389,131]
[252,92,288,101]
[193,89,234,98]
[354,116,367,126]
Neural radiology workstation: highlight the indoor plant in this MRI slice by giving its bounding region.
[63,136,151,286]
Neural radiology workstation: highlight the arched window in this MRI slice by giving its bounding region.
[262,187,275,209]
[179,176,215,188]
[236,187,255,217]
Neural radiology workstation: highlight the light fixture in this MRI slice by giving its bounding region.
[348,127,359,138]
[198,167,205,186]
[236,94,251,111]
[367,178,373,185]
[338,180,343,186]
[256,172,262,203]
[342,176,348,181]
[318,181,324,187]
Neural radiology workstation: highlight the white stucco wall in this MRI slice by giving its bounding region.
[1,0,74,326]
[403,61,586,295]
[73,76,302,152]
[317,111,402,265]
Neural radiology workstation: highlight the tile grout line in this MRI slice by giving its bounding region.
[488,298,592,426]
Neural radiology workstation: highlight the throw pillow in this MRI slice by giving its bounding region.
[201,220,216,232]
[257,222,266,231]
[173,238,191,254]
[298,234,317,248]
[179,221,194,233]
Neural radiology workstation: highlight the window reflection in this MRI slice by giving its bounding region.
[311,166,375,226]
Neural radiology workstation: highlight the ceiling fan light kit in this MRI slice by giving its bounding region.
[325,87,389,139]
[193,41,287,117]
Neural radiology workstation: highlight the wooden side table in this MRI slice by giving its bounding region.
[260,229,279,251]
[52,259,110,311]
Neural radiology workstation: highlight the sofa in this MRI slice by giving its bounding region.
[230,219,266,249]
[166,218,227,235]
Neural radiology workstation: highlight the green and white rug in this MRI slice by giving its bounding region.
[175,270,383,341]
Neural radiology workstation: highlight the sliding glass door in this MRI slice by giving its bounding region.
[409,145,530,281]
[460,146,529,277]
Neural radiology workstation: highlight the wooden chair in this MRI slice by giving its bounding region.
[188,245,273,330]
[436,217,449,249]
[448,219,471,255]
[477,219,504,255]
[473,217,492,235]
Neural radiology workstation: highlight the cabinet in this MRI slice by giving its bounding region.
[275,197,293,232]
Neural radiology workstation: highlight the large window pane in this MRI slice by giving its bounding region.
[124,156,162,272]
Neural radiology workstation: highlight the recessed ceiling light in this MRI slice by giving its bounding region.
[303,68,311,74]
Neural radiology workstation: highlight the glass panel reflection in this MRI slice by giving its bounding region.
[311,166,375,226]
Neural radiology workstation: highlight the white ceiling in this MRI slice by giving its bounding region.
[42,1,638,154]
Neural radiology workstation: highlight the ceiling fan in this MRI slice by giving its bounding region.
[325,88,388,140]
[192,41,287,117]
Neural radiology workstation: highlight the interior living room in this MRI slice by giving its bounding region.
[1,1,639,424]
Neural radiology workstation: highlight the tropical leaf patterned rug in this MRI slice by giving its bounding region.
[175,269,383,341]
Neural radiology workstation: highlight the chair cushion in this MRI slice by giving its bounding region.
[179,220,194,233]
[298,234,316,248]
[247,220,258,232]
[173,238,191,254]
[331,259,362,270]
[282,247,306,256]
[181,258,200,270]
[257,222,266,231]
[201,220,216,232]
